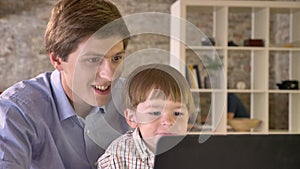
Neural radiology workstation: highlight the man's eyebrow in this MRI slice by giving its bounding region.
[80,51,105,57]
[114,50,126,55]
[80,50,125,57]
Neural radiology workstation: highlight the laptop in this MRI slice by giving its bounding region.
[154,134,300,169]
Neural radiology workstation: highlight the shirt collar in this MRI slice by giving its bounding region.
[132,128,155,161]
[77,107,102,126]
[50,70,77,121]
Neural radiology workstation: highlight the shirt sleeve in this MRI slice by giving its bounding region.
[0,100,36,169]
[97,152,112,169]
[227,93,250,118]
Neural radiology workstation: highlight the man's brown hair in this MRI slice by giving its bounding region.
[44,0,130,61]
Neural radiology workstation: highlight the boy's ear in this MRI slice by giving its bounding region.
[49,52,63,71]
[124,108,138,128]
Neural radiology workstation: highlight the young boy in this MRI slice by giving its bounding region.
[97,64,196,169]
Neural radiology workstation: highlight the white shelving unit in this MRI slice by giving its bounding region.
[170,0,300,133]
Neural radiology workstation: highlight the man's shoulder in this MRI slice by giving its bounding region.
[0,72,54,109]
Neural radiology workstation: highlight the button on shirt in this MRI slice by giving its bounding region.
[0,70,128,169]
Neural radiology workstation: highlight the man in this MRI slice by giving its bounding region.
[0,0,130,168]
[227,93,250,119]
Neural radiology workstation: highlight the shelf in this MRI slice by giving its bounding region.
[191,89,226,93]
[227,47,266,51]
[268,90,300,94]
[171,0,300,134]
[269,47,300,51]
[187,46,225,50]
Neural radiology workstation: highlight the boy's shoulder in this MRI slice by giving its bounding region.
[104,129,152,159]
[107,130,135,151]
[98,129,155,168]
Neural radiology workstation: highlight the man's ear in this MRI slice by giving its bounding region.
[124,108,138,128]
[49,52,63,71]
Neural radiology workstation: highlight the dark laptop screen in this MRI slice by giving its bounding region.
[154,134,300,169]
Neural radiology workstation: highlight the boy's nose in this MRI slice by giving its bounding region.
[161,113,175,126]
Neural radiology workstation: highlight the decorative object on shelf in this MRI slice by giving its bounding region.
[236,81,246,90]
[228,118,261,132]
[203,55,223,70]
[228,40,238,46]
[277,80,299,90]
[202,54,223,89]
[201,37,215,46]
[243,39,264,47]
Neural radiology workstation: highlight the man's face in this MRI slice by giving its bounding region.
[60,36,125,108]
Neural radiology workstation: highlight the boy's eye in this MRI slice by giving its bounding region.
[174,111,184,117]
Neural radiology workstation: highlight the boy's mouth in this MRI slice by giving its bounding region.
[157,132,175,136]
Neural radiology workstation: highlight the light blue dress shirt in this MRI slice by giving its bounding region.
[0,70,128,169]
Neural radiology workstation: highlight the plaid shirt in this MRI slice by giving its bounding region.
[97,129,155,169]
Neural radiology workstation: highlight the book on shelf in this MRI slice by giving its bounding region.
[193,65,201,89]
[186,64,201,89]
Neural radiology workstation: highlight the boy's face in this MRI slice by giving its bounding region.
[129,89,189,152]
[59,36,125,107]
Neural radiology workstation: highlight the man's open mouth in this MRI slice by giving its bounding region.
[94,85,109,91]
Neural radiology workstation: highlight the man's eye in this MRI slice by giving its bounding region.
[112,55,123,62]
[87,57,101,63]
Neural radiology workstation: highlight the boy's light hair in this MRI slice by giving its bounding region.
[124,64,195,115]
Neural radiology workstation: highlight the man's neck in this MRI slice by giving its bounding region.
[67,96,93,118]
[74,104,93,118]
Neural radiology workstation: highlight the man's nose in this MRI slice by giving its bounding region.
[97,59,113,80]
